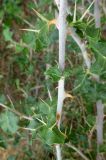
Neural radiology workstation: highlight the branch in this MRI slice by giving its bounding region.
[96,100,104,145]
[69,27,91,69]
[58,0,67,71]
[94,0,101,28]
[56,0,67,128]
[56,144,62,160]
[94,2,105,159]
[55,0,68,160]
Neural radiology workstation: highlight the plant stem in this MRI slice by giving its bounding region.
[94,2,104,159]
[58,0,67,71]
[56,144,62,160]
[55,0,67,160]
[56,0,67,129]
[94,0,101,28]
[69,27,91,69]
[56,77,65,128]
[96,100,104,145]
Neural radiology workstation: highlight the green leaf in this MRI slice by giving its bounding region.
[22,31,36,48]
[67,36,80,52]
[0,10,4,19]
[45,66,62,82]
[15,44,24,53]
[38,101,50,115]
[3,27,13,41]
[0,111,19,134]
[0,135,7,148]
[7,155,16,160]
[99,143,106,153]
[39,126,65,145]
[86,26,100,40]
[0,95,6,103]
[35,39,44,51]
[90,63,104,75]
[92,41,106,56]
[3,0,22,16]
[89,40,106,71]
[86,115,96,126]
[72,21,87,31]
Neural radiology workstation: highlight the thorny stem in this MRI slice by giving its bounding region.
[55,0,67,160]
[70,27,104,158]
[70,2,104,159]
[96,100,104,145]
[58,0,67,71]
[94,1,104,159]
[56,77,65,128]
[54,1,103,160]
[56,0,67,132]
[96,101,104,160]
[69,4,103,157]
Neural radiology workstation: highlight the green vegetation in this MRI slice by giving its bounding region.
[0,0,106,159]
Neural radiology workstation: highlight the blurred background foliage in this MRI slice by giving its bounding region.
[0,0,106,159]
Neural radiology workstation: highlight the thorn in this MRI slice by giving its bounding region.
[56,113,61,124]
[20,28,40,33]
[64,92,74,99]
[73,0,77,22]
[32,8,49,23]
[48,19,57,27]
